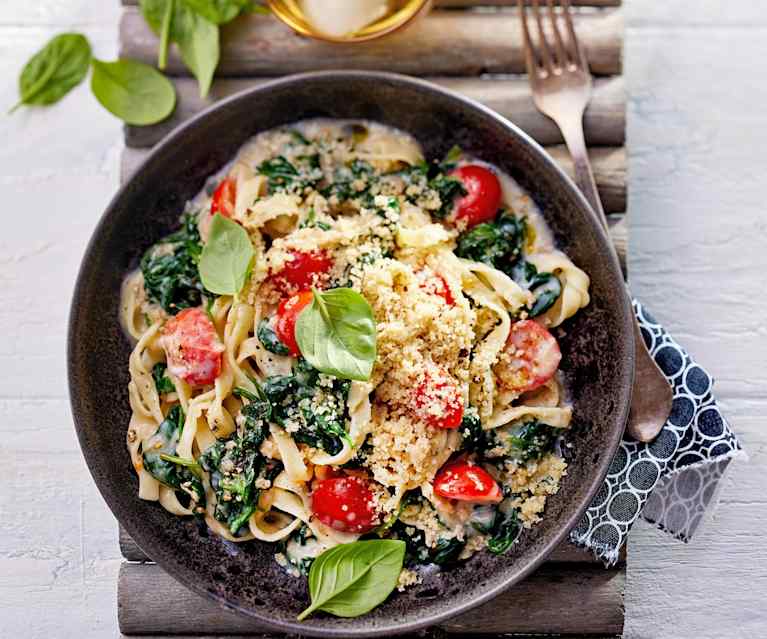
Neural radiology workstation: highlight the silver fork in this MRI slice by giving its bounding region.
[519,0,672,443]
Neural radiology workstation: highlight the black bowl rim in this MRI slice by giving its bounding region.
[68,70,634,638]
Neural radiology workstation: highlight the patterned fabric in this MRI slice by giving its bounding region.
[570,300,743,564]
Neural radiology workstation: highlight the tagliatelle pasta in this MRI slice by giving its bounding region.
[121,119,590,583]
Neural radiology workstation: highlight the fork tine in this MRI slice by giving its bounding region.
[518,0,540,78]
[545,0,569,68]
[531,0,554,75]
[560,0,589,70]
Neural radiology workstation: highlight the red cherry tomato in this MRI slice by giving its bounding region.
[449,165,502,228]
[274,290,314,357]
[211,177,237,218]
[419,273,455,306]
[161,308,224,387]
[413,366,464,429]
[434,461,503,503]
[311,476,379,533]
[495,319,561,394]
[271,250,333,295]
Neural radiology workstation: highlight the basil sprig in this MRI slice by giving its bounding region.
[295,288,376,382]
[91,58,176,126]
[199,213,255,295]
[297,540,405,620]
[10,33,91,113]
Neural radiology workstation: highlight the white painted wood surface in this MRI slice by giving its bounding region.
[0,1,763,637]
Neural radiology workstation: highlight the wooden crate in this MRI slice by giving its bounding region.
[117,1,627,636]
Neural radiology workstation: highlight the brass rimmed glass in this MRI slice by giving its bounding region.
[266,0,432,43]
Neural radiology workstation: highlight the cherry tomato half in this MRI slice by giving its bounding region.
[274,290,314,357]
[161,308,224,387]
[494,319,561,394]
[433,461,502,504]
[211,177,237,218]
[311,476,379,534]
[449,165,502,228]
[413,366,464,429]
[419,273,455,306]
[271,250,333,295]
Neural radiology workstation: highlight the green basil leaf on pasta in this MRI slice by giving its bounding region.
[199,213,255,295]
[11,33,92,113]
[90,58,176,125]
[297,540,405,620]
[295,288,376,382]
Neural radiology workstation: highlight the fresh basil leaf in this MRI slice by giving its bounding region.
[174,3,219,97]
[295,288,376,382]
[297,540,405,620]
[11,33,92,113]
[140,0,220,98]
[182,0,251,24]
[199,213,254,295]
[90,58,176,125]
[158,0,174,69]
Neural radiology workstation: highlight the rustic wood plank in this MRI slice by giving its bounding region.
[119,7,623,77]
[123,75,625,149]
[118,561,624,636]
[118,524,623,565]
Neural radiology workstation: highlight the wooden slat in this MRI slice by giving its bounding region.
[118,561,624,636]
[123,75,625,149]
[119,7,623,77]
[118,524,622,565]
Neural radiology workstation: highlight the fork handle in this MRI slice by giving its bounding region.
[560,116,609,230]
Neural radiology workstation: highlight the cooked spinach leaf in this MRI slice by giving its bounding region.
[507,419,557,462]
[508,259,562,317]
[455,210,525,267]
[263,359,352,455]
[199,389,278,535]
[142,405,206,509]
[321,159,375,204]
[486,507,520,554]
[140,209,208,314]
[153,363,175,394]
[257,318,289,356]
[459,408,489,453]
[257,155,322,195]
[428,174,467,219]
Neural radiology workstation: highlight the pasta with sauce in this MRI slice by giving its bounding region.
[122,119,589,583]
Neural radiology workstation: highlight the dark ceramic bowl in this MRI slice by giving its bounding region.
[68,71,634,638]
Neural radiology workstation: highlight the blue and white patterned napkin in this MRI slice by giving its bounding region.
[570,299,744,564]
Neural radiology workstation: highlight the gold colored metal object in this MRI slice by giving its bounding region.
[266,0,432,43]
[519,0,673,442]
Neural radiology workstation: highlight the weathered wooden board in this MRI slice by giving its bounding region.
[119,7,623,77]
[118,562,624,636]
[123,75,625,149]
